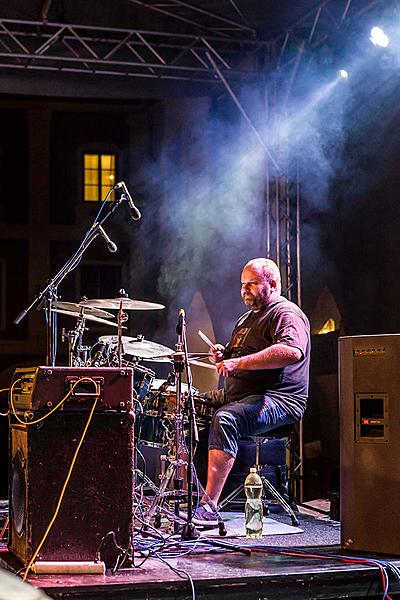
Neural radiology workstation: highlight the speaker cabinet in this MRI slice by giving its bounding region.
[339,334,400,554]
[9,411,134,565]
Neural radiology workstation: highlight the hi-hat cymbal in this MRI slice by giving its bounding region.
[51,309,125,328]
[142,351,215,369]
[80,297,165,311]
[98,335,138,349]
[143,356,215,370]
[54,301,114,319]
[123,339,174,359]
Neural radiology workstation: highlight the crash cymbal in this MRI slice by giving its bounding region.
[123,339,174,359]
[80,297,165,311]
[51,309,125,328]
[54,301,114,319]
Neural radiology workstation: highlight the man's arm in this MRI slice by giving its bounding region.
[215,343,301,377]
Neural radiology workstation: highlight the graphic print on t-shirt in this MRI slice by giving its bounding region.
[229,327,251,350]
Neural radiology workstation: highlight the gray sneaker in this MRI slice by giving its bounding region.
[191,504,219,527]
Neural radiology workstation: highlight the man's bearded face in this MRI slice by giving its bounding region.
[240,266,273,310]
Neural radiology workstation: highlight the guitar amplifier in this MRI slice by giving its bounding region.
[10,366,133,411]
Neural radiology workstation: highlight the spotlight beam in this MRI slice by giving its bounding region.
[205,51,281,172]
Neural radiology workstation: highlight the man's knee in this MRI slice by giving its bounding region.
[212,407,238,432]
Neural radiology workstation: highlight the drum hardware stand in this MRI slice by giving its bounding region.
[133,372,176,497]
[142,342,190,535]
[62,309,92,366]
[142,310,227,538]
[13,184,129,366]
[90,338,111,367]
[117,289,129,367]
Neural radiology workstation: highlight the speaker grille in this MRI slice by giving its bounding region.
[11,450,26,537]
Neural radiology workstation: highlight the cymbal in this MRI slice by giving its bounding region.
[123,339,174,359]
[142,352,215,369]
[151,379,198,393]
[80,297,165,311]
[143,357,215,370]
[54,301,114,319]
[98,335,138,349]
[51,309,125,328]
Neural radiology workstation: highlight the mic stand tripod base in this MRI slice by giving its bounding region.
[180,520,200,541]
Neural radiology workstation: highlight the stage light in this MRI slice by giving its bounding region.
[370,26,389,48]
[339,69,349,79]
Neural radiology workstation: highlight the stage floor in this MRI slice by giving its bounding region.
[1,506,400,600]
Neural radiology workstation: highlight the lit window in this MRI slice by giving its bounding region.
[83,153,116,202]
[318,318,336,335]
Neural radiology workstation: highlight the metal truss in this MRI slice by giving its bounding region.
[0,0,390,86]
[265,172,301,304]
[0,17,266,83]
[269,0,388,107]
[125,0,256,37]
[271,0,386,72]
[264,167,304,501]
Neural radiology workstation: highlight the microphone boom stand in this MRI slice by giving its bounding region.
[14,195,123,366]
[178,311,199,541]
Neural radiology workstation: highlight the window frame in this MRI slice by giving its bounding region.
[75,259,126,303]
[80,147,120,203]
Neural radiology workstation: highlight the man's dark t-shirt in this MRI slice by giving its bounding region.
[223,296,310,420]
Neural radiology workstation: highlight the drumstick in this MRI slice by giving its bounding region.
[198,330,216,350]
[189,358,215,370]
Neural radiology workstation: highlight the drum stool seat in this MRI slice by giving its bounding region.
[218,424,299,527]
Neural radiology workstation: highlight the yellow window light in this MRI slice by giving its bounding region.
[83,153,116,202]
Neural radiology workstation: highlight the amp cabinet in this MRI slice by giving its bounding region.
[340,334,400,554]
[8,367,135,566]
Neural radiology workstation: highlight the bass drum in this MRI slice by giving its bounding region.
[136,413,174,448]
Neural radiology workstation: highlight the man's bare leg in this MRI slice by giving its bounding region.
[203,449,235,506]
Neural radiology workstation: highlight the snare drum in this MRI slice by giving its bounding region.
[192,395,215,425]
[146,379,198,415]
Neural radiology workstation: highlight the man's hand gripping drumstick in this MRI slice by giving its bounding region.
[198,330,225,367]
[198,330,241,377]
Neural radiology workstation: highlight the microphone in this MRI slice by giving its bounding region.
[114,181,141,220]
[98,225,117,253]
[176,308,185,336]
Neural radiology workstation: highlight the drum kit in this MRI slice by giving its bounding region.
[13,184,226,542]
[52,291,224,538]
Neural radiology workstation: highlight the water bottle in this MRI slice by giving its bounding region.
[244,467,263,538]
